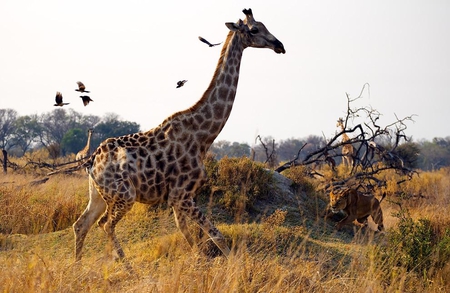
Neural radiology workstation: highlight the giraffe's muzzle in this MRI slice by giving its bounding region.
[273,40,286,54]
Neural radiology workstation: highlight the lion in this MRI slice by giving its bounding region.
[324,188,385,231]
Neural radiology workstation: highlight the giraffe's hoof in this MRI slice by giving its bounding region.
[199,238,222,258]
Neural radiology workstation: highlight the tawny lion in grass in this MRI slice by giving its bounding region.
[49,8,285,262]
[324,188,385,231]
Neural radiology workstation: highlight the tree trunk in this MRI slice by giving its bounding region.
[2,149,7,174]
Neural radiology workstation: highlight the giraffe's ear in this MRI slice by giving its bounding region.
[225,19,245,32]
[225,22,239,31]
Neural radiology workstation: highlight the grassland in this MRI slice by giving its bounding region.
[0,157,449,292]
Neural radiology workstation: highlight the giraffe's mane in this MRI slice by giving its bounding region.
[159,30,236,126]
[189,30,234,112]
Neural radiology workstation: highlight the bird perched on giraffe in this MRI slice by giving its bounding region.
[80,95,93,106]
[176,80,188,88]
[198,36,222,47]
[54,92,69,107]
[75,81,90,93]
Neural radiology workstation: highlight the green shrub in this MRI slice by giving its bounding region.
[381,207,450,279]
[391,211,434,272]
[435,228,450,269]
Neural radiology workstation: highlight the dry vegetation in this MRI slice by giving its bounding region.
[1,155,450,292]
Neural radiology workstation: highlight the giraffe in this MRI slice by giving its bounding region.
[75,128,94,165]
[337,117,355,168]
[69,9,285,261]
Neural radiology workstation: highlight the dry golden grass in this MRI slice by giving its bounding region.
[1,160,450,292]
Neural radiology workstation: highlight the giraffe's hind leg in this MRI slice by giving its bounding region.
[102,204,129,260]
[100,179,136,260]
[73,177,106,261]
[172,195,230,258]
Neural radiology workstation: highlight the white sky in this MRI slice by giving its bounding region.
[1,0,449,145]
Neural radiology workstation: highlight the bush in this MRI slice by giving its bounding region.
[282,165,315,193]
[198,155,274,220]
[381,207,450,279]
[390,209,434,273]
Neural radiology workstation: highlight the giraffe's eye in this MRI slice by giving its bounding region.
[250,27,259,35]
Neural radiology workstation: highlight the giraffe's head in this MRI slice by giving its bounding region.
[337,117,344,128]
[225,8,285,54]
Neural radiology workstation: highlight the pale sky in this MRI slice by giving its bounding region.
[1,1,449,145]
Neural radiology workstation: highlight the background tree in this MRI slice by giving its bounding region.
[38,109,78,155]
[80,114,101,130]
[276,138,306,162]
[395,141,420,169]
[417,137,450,171]
[259,135,326,164]
[11,114,41,156]
[0,108,18,150]
[60,128,88,155]
[210,140,251,159]
[94,113,140,145]
[4,103,450,173]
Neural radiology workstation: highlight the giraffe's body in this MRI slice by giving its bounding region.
[337,118,355,168]
[75,129,94,164]
[72,9,285,261]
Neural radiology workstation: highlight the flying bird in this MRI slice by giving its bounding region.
[75,81,90,93]
[176,80,188,88]
[198,36,221,47]
[54,92,69,107]
[80,96,93,106]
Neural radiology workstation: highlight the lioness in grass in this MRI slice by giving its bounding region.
[325,188,385,231]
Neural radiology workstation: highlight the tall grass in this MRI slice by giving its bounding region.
[0,157,449,292]
[0,173,87,235]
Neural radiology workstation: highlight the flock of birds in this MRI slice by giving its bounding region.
[175,36,221,89]
[54,36,221,107]
[54,81,93,107]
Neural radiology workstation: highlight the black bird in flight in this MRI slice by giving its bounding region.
[176,80,188,88]
[54,92,69,107]
[75,81,90,93]
[80,96,93,106]
[198,36,221,47]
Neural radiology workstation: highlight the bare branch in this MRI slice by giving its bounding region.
[275,84,418,198]
[255,135,277,167]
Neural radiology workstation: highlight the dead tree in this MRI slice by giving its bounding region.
[2,149,7,174]
[273,84,418,194]
[255,135,278,168]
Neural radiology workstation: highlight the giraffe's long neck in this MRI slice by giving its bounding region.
[339,124,350,142]
[158,30,244,156]
[194,31,243,145]
[84,132,92,153]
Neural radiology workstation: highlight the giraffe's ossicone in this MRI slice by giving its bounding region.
[71,8,285,262]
